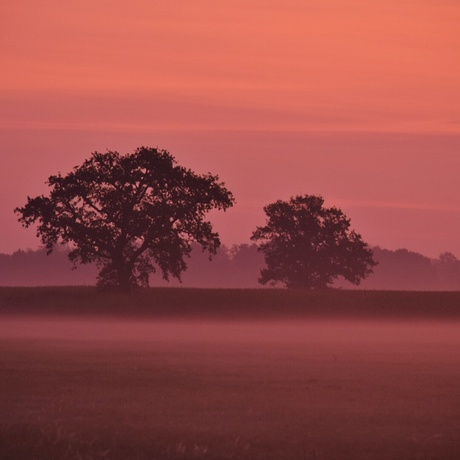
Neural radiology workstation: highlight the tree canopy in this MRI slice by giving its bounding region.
[15,147,235,290]
[251,195,376,289]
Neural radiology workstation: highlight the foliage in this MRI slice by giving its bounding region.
[358,247,436,291]
[3,244,460,290]
[251,194,376,289]
[15,147,234,290]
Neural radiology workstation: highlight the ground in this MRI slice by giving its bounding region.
[1,317,460,459]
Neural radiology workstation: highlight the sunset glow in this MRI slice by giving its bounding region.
[1,0,459,257]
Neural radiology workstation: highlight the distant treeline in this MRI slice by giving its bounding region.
[0,245,459,291]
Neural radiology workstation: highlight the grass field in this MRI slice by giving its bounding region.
[1,288,460,459]
[1,286,460,319]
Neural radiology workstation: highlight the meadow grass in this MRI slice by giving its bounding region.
[1,320,460,459]
[0,286,460,319]
[1,288,460,459]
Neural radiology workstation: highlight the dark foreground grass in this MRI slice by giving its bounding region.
[1,319,460,459]
[1,286,460,319]
[2,288,460,459]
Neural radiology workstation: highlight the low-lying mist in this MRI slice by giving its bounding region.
[3,315,460,459]
[2,244,460,290]
[2,316,459,348]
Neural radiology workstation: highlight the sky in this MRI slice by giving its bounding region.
[1,0,460,258]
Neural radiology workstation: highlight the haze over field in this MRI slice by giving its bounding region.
[2,316,460,459]
[2,1,460,258]
[2,245,460,290]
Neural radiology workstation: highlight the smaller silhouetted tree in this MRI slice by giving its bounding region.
[15,147,234,290]
[251,195,376,289]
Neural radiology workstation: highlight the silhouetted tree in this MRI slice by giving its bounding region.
[228,243,266,287]
[436,252,460,290]
[230,243,263,271]
[0,247,98,286]
[251,195,376,289]
[357,247,437,291]
[15,147,234,290]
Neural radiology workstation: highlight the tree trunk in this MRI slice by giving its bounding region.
[116,262,134,292]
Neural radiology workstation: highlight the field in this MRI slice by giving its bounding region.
[1,288,460,459]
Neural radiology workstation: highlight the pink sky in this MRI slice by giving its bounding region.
[1,0,460,258]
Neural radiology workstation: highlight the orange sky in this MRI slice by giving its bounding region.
[1,0,460,258]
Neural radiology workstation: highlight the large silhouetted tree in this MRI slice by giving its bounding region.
[15,147,235,290]
[251,195,376,289]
